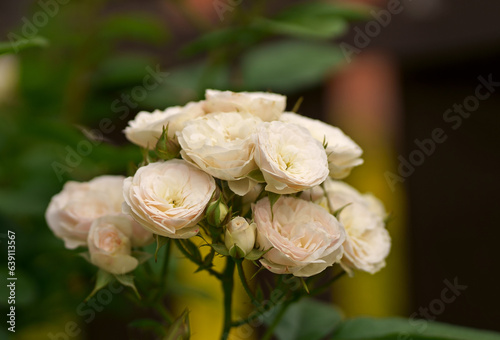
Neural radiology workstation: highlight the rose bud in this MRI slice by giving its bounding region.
[225,217,256,258]
[206,198,229,227]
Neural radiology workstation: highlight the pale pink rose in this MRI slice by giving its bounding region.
[254,121,329,194]
[45,176,126,249]
[323,179,391,274]
[122,159,216,239]
[88,215,139,275]
[253,196,345,277]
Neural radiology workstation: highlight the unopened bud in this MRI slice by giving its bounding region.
[225,217,256,258]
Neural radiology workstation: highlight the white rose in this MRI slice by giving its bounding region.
[253,196,345,277]
[204,89,286,121]
[280,112,363,179]
[88,215,139,275]
[323,179,390,274]
[178,112,261,195]
[122,159,216,239]
[225,217,256,257]
[124,101,204,149]
[254,121,329,194]
[45,176,126,249]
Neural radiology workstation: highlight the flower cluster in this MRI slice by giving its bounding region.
[46,89,390,279]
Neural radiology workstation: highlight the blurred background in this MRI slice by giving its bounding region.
[1,0,499,339]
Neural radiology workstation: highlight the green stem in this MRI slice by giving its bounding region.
[159,239,172,295]
[235,259,259,306]
[221,257,235,340]
[261,299,293,340]
[155,302,174,324]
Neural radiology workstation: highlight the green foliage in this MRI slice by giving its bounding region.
[332,317,500,340]
[0,36,48,55]
[241,39,345,92]
[268,298,343,340]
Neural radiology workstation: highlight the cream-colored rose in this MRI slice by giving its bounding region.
[122,159,216,239]
[45,176,126,249]
[323,179,390,274]
[254,121,329,194]
[178,112,261,194]
[280,112,363,179]
[253,196,345,277]
[204,89,286,121]
[124,101,204,149]
[225,217,256,257]
[88,215,139,275]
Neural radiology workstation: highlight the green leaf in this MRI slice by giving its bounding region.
[333,203,352,219]
[0,36,48,55]
[267,298,343,340]
[181,27,263,56]
[132,251,152,265]
[245,247,272,261]
[78,252,91,263]
[268,192,281,212]
[128,318,167,336]
[276,2,373,22]
[165,308,191,340]
[211,243,230,256]
[114,274,140,299]
[253,16,348,40]
[182,239,202,263]
[85,270,113,301]
[99,14,170,45]
[332,317,500,340]
[155,235,170,262]
[247,169,266,183]
[241,39,345,93]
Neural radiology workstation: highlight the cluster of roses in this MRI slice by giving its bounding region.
[46,90,391,278]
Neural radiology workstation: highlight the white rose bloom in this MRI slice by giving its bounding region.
[323,179,391,274]
[225,217,256,257]
[88,215,139,275]
[45,176,126,249]
[122,159,216,239]
[124,101,205,149]
[280,112,363,179]
[204,89,286,121]
[253,196,345,277]
[254,121,329,194]
[178,112,261,195]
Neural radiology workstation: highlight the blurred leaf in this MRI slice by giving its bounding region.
[165,309,190,340]
[181,27,264,56]
[276,2,373,22]
[332,317,500,340]
[128,318,167,336]
[267,298,343,340]
[93,54,158,89]
[0,36,48,55]
[143,61,230,109]
[85,269,112,301]
[241,39,345,93]
[115,274,140,299]
[99,14,170,45]
[253,17,347,40]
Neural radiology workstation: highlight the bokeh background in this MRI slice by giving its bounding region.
[1,0,499,339]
